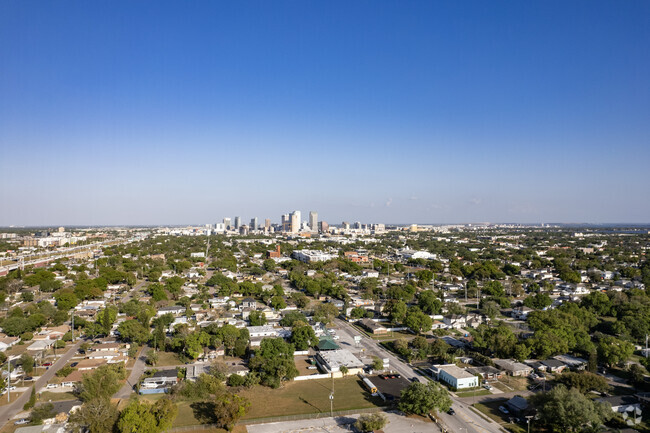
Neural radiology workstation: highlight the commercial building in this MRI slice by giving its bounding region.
[318,221,329,233]
[309,211,318,231]
[234,216,241,229]
[292,250,335,263]
[250,217,258,231]
[315,349,364,374]
[223,218,232,230]
[435,365,478,390]
[290,211,301,233]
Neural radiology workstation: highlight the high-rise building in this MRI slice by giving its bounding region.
[250,217,258,231]
[223,218,232,230]
[290,211,300,233]
[309,211,318,231]
[342,221,350,230]
[234,216,241,229]
[265,219,271,230]
[318,221,329,233]
[281,214,291,232]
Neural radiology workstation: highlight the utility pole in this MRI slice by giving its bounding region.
[71,311,75,342]
[7,360,11,403]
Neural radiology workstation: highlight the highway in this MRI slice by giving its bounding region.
[333,319,505,433]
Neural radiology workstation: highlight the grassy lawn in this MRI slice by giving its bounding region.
[142,376,383,428]
[455,389,491,398]
[497,375,531,392]
[473,401,510,424]
[38,391,77,402]
[240,376,383,420]
[154,351,182,367]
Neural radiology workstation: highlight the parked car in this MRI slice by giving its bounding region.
[15,419,29,425]
[70,362,78,367]
[483,384,493,390]
[24,376,33,381]
[447,408,455,415]
[46,383,59,389]
[499,406,509,414]
[43,362,53,367]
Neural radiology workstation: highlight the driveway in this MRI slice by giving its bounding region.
[0,339,83,429]
[113,345,148,400]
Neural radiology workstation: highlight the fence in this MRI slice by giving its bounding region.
[164,407,382,432]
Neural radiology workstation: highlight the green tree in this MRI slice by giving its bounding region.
[556,371,610,393]
[279,311,307,327]
[597,335,634,367]
[313,302,339,324]
[248,310,267,326]
[117,398,177,433]
[270,295,287,310]
[31,403,55,424]
[248,338,298,388]
[117,319,150,345]
[23,387,36,410]
[213,392,250,431]
[354,413,388,432]
[531,384,612,432]
[97,306,118,336]
[290,324,319,351]
[78,364,127,402]
[69,398,119,433]
[418,290,442,315]
[372,356,384,371]
[398,382,452,415]
[20,353,34,375]
[404,307,433,334]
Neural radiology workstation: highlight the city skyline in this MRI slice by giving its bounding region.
[1,1,650,226]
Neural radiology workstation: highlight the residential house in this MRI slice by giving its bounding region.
[505,395,529,414]
[140,370,179,394]
[494,359,533,377]
[156,306,185,317]
[359,319,388,335]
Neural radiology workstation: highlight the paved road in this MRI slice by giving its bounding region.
[0,339,83,429]
[113,345,148,400]
[334,319,505,433]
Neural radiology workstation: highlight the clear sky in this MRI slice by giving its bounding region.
[1,1,649,226]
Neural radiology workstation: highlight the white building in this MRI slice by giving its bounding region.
[292,250,335,263]
[436,365,478,390]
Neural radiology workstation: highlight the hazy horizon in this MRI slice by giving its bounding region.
[1,1,649,226]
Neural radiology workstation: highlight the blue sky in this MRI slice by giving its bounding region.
[1,1,649,226]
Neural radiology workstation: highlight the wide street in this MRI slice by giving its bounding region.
[333,319,505,433]
[0,339,84,429]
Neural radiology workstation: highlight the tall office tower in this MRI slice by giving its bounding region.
[265,219,271,230]
[250,217,258,231]
[281,214,290,232]
[342,221,350,230]
[234,216,241,229]
[354,221,362,229]
[290,211,300,233]
[309,211,318,231]
[318,221,329,233]
[223,218,232,230]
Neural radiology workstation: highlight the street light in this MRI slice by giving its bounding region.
[526,415,534,433]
